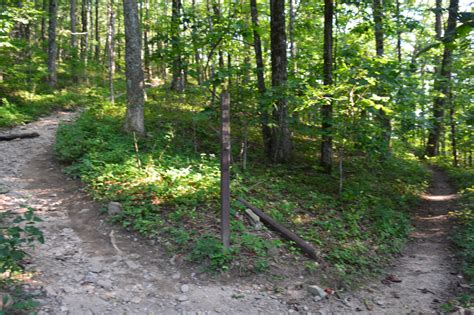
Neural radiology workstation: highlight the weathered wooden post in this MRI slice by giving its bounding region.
[220,91,231,249]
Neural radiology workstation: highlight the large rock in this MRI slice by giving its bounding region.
[107,202,123,216]
[307,285,327,298]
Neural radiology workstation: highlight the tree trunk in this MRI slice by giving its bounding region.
[70,0,79,82]
[107,0,115,102]
[396,0,401,63]
[123,0,146,135]
[81,0,89,79]
[320,0,333,173]
[143,0,152,81]
[250,0,272,156]
[47,0,58,87]
[449,94,457,166]
[288,0,296,73]
[372,0,391,156]
[95,0,100,61]
[41,0,47,41]
[170,0,184,92]
[269,0,292,163]
[426,0,458,156]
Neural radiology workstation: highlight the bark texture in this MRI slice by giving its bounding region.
[269,0,292,163]
[426,0,458,157]
[250,0,272,157]
[47,0,58,87]
[170,0,184,92]
[123,0,146,135]
[107,0,116,103]
[320,0,333,173]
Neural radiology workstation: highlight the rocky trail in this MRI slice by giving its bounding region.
[0,111,469,314]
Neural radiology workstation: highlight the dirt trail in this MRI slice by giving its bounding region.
[0,112,467,314]
[317,167,466,314]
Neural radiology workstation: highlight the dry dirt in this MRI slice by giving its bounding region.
[0,111,470,314]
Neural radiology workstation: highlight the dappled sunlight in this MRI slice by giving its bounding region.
[421,193,458,201]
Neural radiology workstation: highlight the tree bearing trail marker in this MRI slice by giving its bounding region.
[220,91,231,249]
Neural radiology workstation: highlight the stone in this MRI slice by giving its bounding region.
[177,295,189,302]
[180,284,190,293]
[125,260,140,270]
[107,202,123,216]
[244,209,262,230]
[0,184,9,194]
[97,279,113,290]
[171,272,181,280]
[89,261,104,273]
[79,208,91,214]
[307,285,327,298]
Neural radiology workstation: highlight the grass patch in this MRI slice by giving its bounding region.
[54,86,429,282]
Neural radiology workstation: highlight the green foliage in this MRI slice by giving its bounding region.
[55,86,429,280]
[0,207,44,276]
[0,208,43,314]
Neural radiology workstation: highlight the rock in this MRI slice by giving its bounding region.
[171,272,181,280]
[177,295,189,302]
[79,208,91,214]
[307,285,327,298]
[107,202,123,216]
[244,209,262,230]
[89,261,104,273]
[97,279,113,289]
[125,260,140,270]
[0,184,9,194]
[44,286,57,297]
[180,284,190,293]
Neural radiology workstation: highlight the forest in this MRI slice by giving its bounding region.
[0,0,473,312]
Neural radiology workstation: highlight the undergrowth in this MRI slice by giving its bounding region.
[54,86,429,283]
[0,86,97,128]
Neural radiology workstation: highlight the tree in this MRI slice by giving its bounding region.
[250,0,271,156]
[123,0,146,135]
[320,0,333,173]
[107,0,115,103]
[269,0,292,163]
[47,0,58,87]
[170,0,184,92]
[425,0,459,157]
[372,0,391,156]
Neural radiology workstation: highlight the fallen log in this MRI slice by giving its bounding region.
[237,197,319,260]
[0,132,40,141]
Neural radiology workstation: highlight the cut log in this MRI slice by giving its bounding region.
[0,132,40,141]
[237,197,319,260]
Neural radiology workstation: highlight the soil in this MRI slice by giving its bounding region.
[0,111,470,314]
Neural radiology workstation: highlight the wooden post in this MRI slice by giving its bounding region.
[220,91,231,249]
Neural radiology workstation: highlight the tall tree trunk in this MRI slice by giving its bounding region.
[123,0,146,135]
[396,0,401,63]
[107,0,115,102]
[449,93,457,166]
[71,0,79,82]
[250,0,272,156]
[320,0,333,173]
[143,0,152,81]
[170,0,184,91]
[41,0,47,41]
[47,0,58,87]
[95,0,100,61]
[373,0,391,156]
[426,0,458,156]
[288,0,296,73]
[270,0,292,163]
[81,0,89,72]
